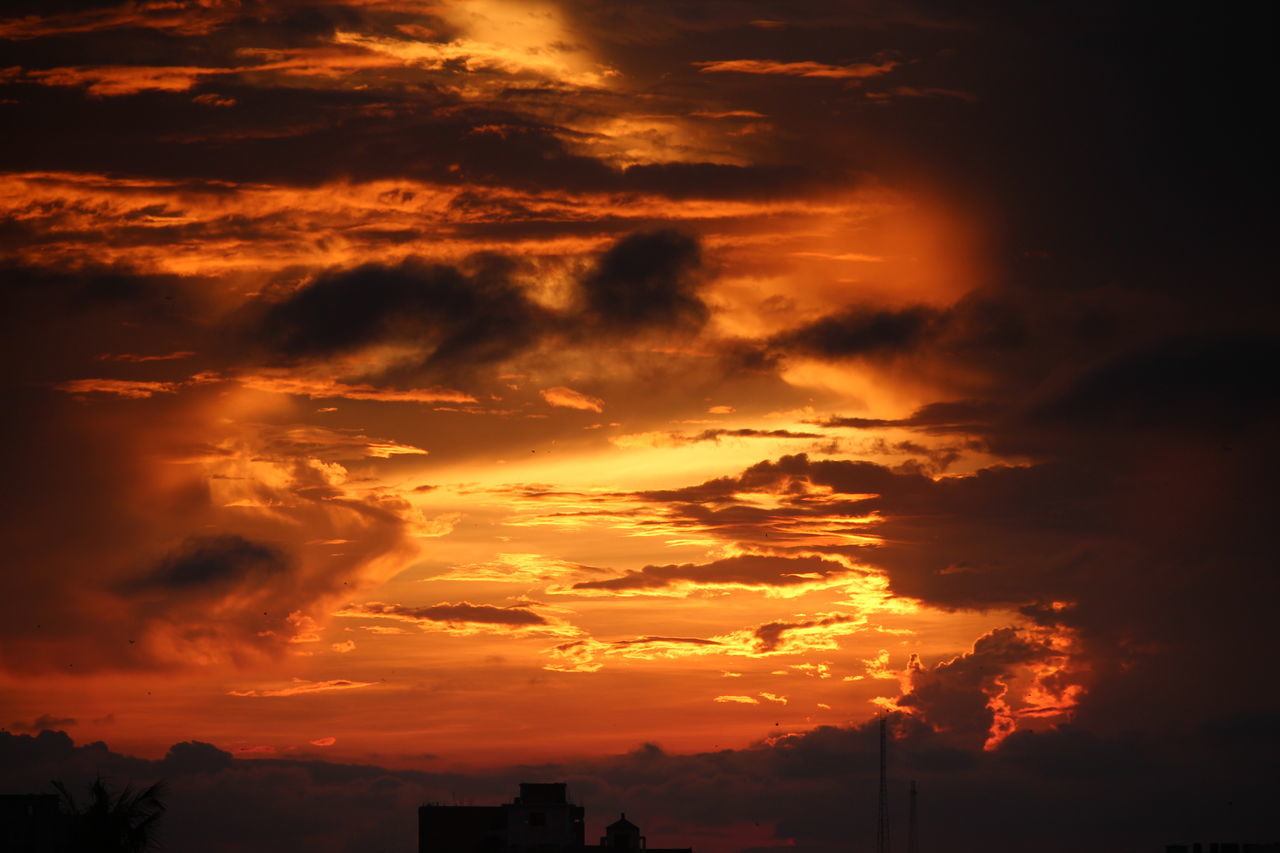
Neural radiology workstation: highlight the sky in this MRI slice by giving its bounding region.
[0,2,1275,851]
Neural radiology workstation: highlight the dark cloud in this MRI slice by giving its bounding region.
[812,400,997,434]
[119,535,289,594]
[9,714,78,733]
[339,601,549,627]
[611,636,721,648]
[750,614,860,654]
[632,432,1280,735]
[769,305,939,360]
[160,740,235,776]
[251,228,714,380]
[1016,334,1280,442]
[896,627,1055,750]
[685,428,824,442]
[254,256,546,374]
[577,229,707,333]
[572,554,852,594]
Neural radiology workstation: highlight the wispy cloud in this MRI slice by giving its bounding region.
[228,678,377,698]
[694,59,896,80]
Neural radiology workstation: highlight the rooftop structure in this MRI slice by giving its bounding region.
[419,783,691,853]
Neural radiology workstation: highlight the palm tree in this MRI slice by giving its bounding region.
[52,777,166,852]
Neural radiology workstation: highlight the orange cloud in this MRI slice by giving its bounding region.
[540,386,604,413]
[330,30,616,89]
[542,611,876,673]
[611,427,823,448]
[425,553,602,584]
[252,424,428,461]
[228,678,377,698]
[0,171,878,277]
[694,59,897,80]
[55,378,181,398]
[0,2,242,39]
[24,64,226,96]
[233,372,476,404]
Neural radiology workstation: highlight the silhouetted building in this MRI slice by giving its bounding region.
[600,814,642,851]
[593,811,689,853]
[419,783,691,853]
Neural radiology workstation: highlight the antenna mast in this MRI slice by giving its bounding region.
[876,714,890,853]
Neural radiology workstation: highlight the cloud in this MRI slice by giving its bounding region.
[426,553,603,585]
[694,59,897,80]
[621,425,1280,738]
[21,64,230,97]
[251,424,428,461]
[242,228,714,385]
[232,372,476,404]
[769,305,940,360]
[810,400,998,434]
[337,601,547,627]
[566,554,861,597]
[227,678,378,698]
[0,3,242,39]
[891,627,1077,750]
[729,613,868,656]
[612,428,824,448]
[56,378,181,398]
[541,386,605,413]
[253,256,546,375]
[543,635,724,672]
[541,611,873,673]
[0,362,419,674]
[98,350,195,363]
[576,229,707,333]
[120,535,290,594]
[0,5,1275,845]
[9,714,77,733]
[626,453,1086,609]
[334,601,578,637]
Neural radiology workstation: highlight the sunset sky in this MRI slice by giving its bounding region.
[0,2,1274,852]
